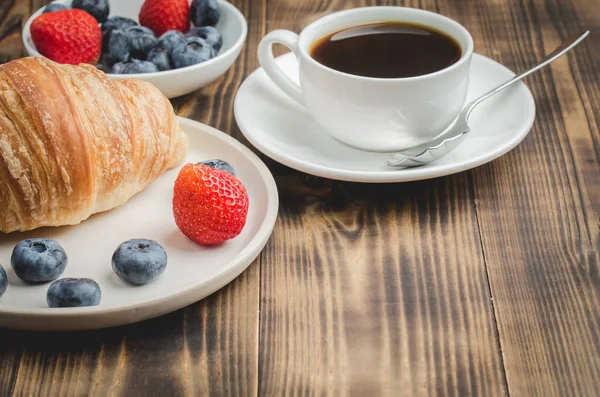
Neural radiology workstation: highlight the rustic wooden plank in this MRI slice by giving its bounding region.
[0,0,47,63]
[257,5,508,394]
[552,0,600,215]
[0,0,264,395]
[0,350,19,396]
[466,0,600,395]
[258,173,507,395]
[1,0,598,395]
[0,262,260,397]
[0,0,24,64]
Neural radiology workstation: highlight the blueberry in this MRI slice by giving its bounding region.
[126,60,159,74]
[102,17,137,50]
[112,239,167,285]
[110,61,129,74]
[0,265,7,298]
[190,0,221,27]
[11,239,67,283]
[198,159,236,176]
[147,45,172,71]
[47,278,101,308]
[158,30,187,54]
[187,26,222,53]
[104,28,130,65]
[171,37,214,69]
[125,26,158,59]
[43,3,69,13]
[102,17,138,34]
[96,60,111,73]
[72,0,109,23]
[111,59,159,74]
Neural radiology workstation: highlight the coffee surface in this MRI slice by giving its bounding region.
[309,22,462,78]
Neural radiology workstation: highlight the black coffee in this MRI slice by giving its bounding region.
[309,22,462,78]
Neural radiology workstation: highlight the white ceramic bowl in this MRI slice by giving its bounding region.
[23,0,247,98]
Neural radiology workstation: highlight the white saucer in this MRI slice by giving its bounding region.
[0,118,278,331]
[234,53,536,182]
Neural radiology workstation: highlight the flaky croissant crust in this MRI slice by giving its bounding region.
[0,57,188,233]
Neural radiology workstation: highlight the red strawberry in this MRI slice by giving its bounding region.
[30,9,101,65]
[139,0,190,37]
[173,164,249,245]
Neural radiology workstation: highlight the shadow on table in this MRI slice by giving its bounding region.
[0,309,187,351]
[264,156,505,215]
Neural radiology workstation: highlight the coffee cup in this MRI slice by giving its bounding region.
[257,7,474,152]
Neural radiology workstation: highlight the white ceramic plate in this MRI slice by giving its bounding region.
[23,0,247,98]
[0,118,278,331]
[234,52,536,183]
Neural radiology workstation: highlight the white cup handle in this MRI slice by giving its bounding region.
[257,30,304,105]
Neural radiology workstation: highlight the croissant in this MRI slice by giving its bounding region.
[0,57,188,233]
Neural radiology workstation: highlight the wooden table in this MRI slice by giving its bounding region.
[1,0,598,395]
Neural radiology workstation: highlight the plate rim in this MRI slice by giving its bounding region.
[0,118,279,329]
[233,52,536,183]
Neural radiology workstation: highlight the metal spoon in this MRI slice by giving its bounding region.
[387,31,590,168]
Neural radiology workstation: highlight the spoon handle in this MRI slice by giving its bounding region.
[465,30,590,120]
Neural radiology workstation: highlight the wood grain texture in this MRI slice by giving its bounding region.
[258,1,507,395]
[0,263,260,397]
[260,0,598,394]
[0,0,599,396]
[259,175,508,396]
[465,0,600,395]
